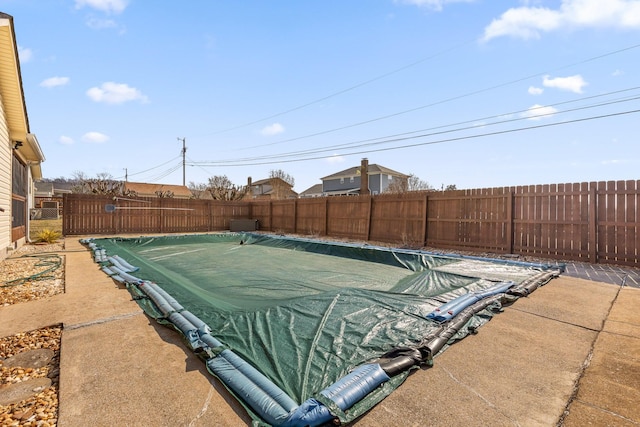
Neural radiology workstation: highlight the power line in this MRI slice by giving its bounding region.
[216,42,640,153]
[191,88,640,165]
[126,155,183,178]
[146,162,184,182]
[186,156,215,179]
[200,40,475,137]
[130,44,640,179]
[189,108,640,167]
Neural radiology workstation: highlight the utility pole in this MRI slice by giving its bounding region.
[178,137,186,186]
[123,168,128,182]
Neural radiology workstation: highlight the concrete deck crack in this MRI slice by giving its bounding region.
[556,282,624,426]
[506,306,600,332]
[439,365,521,426]
[188,387,214,427]
[64,310,143,330]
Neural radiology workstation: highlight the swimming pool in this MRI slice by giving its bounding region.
[84,233,560,426]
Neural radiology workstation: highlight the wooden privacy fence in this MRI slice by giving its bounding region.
[62,195,251,235]
[63,180,639,266]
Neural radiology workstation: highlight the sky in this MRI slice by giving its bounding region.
[2,0,640,193]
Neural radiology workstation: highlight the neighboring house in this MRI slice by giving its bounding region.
[1,13,45,260]
[34,181,54,199]
[298,183,324,198]
[33,181,73,219]
[248,177,298,200]
[34,180,73,202]
[123,181,194,199]
[318,159,408,196]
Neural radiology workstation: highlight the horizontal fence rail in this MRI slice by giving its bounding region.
[63,180,639,267]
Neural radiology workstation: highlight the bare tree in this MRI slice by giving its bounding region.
[70,170,90,193]
[188,181,209,199]
[95,171,113,181]
[267,169,296,199]
[384,178,407,193]
[385,174,433,193]
[407,174,433,191]
[207,175,248,200]
[69,171,125,195]
[71,170,88,181]
[154,190,175,198]
[269,169,295,187]
[84,173,124,196]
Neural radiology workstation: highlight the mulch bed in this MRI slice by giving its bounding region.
[0,242,65,427]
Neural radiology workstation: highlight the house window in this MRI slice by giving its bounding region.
[340,177,344,184]
[349,176,354,183]
[388,175,393,180]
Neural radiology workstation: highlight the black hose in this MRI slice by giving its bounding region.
[377,348,422,376]
[379,271,559,378]
[508,271,559,296]
[426,296,502,356]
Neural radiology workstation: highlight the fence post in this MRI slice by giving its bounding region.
[366,195,373,241]
[208,201,213,232]
[422,193,429,247]
[159,198,164,234]
[507,191,514,254]
[323,198,328,236]
[115,199,120,235]
[293,199,298,234]
[589,185,597,263]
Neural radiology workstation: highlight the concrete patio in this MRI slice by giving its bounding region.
[0,238,638,426]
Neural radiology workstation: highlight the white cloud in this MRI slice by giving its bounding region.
[40,77,70,88]
[260,123,285,136]
[59,136,74,145]
[543,74,588,93]
[528,86,544,95]
[521,104,558,120]
[612,69,624,76]
[326,155,346,164]
[82,132,110,143]
[18,45,33,63]
[75,0,128,14]
[86,18,118,29]
[482,7,561,40]
[482,0,640,41]
[86,82,148,104]
[396,0,476,11]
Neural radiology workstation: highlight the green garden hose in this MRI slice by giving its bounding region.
[1,254,62,287]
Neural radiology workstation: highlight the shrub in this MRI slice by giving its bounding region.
[36,229,61,244]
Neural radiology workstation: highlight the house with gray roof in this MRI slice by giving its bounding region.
[298,183,324,198]
[300,159,408,197]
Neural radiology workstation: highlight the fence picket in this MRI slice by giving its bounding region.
[62,179,640,267]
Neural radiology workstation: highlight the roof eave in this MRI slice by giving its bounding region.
[0,14,31,144]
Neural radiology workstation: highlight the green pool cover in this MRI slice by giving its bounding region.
[88,233,558,426]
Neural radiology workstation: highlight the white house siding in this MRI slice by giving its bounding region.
[0,93,12,260]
